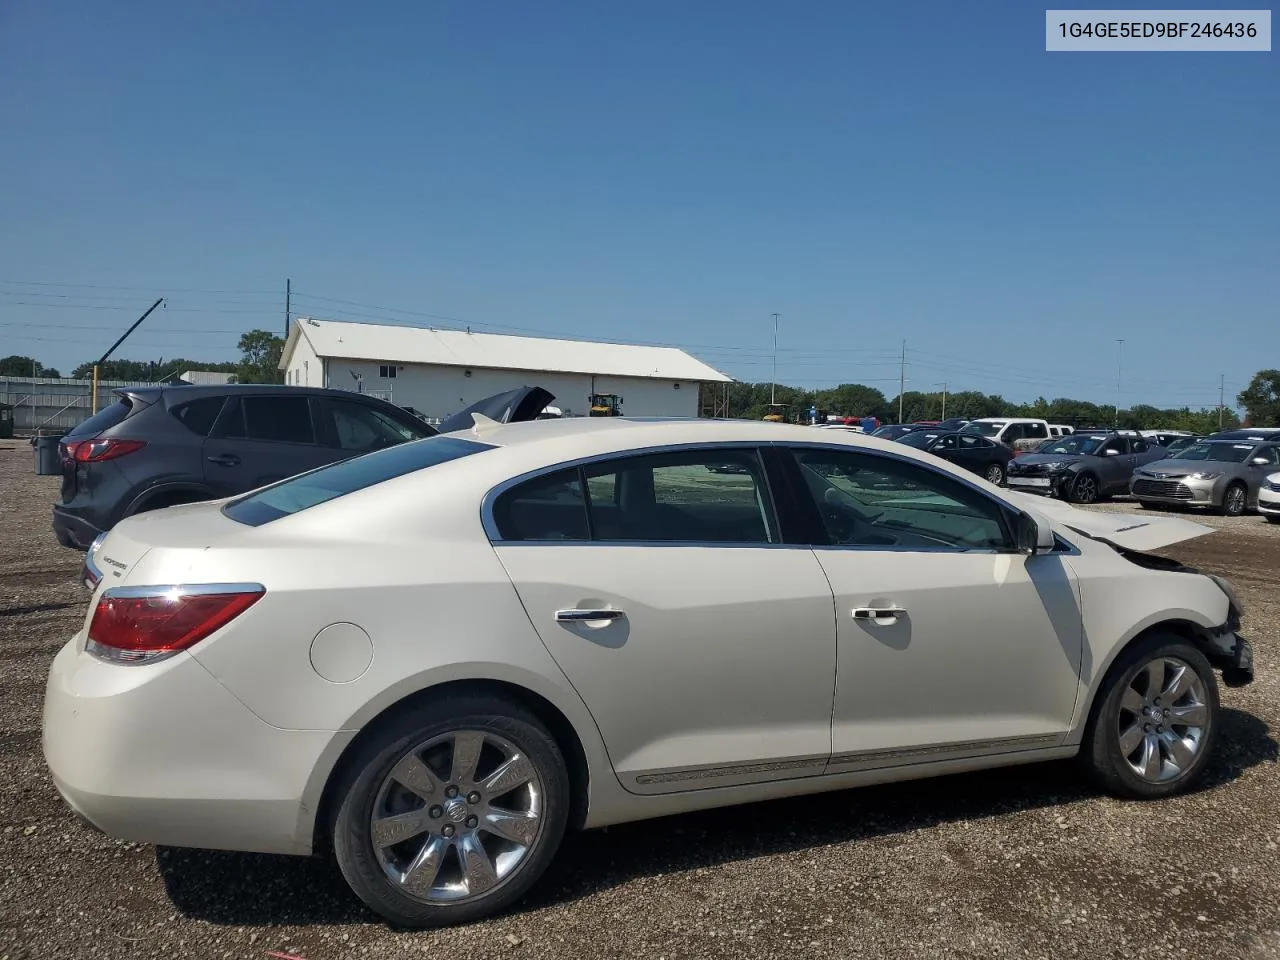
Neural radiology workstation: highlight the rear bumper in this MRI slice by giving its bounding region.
[42,637,352,856]
[51,506,102,551]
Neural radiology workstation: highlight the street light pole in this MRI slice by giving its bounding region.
[770,313,780,406]
[934,382,947,420]
[1114,339,1125,428]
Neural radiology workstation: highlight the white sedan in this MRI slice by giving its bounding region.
[43,416,1254,927]
[1259,471,1280,522]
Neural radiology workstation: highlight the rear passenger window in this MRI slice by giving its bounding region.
[1024,423,1048,440]
[171,397,226,436]
[217,396,316,444]
[584,449,775,543]
[493,469,589,541]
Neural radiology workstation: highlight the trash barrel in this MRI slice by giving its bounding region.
[34,435,63,476]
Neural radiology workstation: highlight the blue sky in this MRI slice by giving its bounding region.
[1,1,1275,409]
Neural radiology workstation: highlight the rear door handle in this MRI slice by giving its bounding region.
[852,606,907,623]
[555,608,625,623]
[207,454,241,466]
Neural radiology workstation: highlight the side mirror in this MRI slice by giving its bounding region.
[1015,510,1055,556]
[1252,457,1270,466]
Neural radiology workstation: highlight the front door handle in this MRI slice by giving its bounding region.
[852,606,907,623]
[555,608,625,623]
[207,453,241,466]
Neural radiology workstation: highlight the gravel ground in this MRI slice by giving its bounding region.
[2,443,1278,960]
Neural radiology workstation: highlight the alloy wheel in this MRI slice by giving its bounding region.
[370,730,544,904]
[985,464,1004,484]
[1224,485,1246,516]
[1116,656,1208,783]
[1073,474,1098,503]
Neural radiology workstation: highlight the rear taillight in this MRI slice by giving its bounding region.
[71,438,146,462]
[86,584,264,664]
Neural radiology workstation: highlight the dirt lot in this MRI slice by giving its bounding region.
[2,444,1278,960]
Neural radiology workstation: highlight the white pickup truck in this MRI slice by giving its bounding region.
[961,417,1052,454]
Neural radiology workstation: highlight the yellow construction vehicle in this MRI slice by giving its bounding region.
[763,403,789,423]
[589,394,623,417]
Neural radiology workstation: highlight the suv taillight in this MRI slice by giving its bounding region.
[66,438,146,463]
[86,585,264,664]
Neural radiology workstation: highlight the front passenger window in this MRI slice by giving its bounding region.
[791,449,1012,551]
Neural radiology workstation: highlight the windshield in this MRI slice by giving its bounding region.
[224,436,493,526]
[961,422,1003,438]
[1038,436,1104,455]
[897,431,939,449]
[1172,442,1255,463]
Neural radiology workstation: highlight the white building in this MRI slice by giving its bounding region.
[278,318,732,420]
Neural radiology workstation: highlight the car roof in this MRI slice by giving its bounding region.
[113,383,389,401]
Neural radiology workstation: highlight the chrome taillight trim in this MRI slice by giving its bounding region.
[99,582,266,600]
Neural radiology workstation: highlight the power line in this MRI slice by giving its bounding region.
[0,279,277,295]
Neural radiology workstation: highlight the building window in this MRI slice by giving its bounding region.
[379,364,398,379]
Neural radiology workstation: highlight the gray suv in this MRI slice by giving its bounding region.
[1005,432,1166,503]
[51,385,440,549]
[52,384,557,549]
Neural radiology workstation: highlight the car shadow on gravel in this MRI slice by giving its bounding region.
[156,707,1277,927]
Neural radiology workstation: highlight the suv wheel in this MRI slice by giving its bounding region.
[1220,482,1247,517]
[332,695,570,928]
[1069,472,1100,504]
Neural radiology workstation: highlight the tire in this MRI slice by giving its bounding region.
[1266,515,1280,525]
[1069,472,1100,505]
[1138,501,1165,511]
[1219,482,1248,517]
[1079,633,1218,799]
[984,462,1005,486]
[331,695,571,928]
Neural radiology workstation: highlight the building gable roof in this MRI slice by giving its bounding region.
[280,318,732,383]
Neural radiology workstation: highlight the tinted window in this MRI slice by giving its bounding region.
[1133,439,1149,453]
[225,436,492,526]
[1255,445,1280,466]
[217,396,316,444]
[791,449,1011,551]
[1170,442,1253,463]
[933,434,959,451]
[324,399,430,451]
[493,469,590,541]
[585,449,775,543]
[897,431,936,449]
[959,435,991,450]
[170,396,226,436]
[1100,437,1128,455]
[1024,422,1048,440]
[66,398,134,438]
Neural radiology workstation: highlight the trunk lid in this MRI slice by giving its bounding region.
[87,499,246,591]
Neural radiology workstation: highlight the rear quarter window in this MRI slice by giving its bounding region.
[64,398,137,439]
[170,396,227,436]
[223,435,493,526]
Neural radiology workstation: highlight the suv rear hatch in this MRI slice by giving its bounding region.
[58,391,155,502]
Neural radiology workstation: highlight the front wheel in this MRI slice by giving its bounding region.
[1069,472,1100,504]
[1220,482,1248,517]
[1080,634,1218,799]
[984,462,1005,485]
[1139,501,1165,511]
[332,695,571,928]
[1265,515,1280,525]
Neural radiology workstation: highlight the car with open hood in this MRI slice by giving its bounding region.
[1131,437,1280,516]
[1006,431,1167,503]
[45,416,1252,928]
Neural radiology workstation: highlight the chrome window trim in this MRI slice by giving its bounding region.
[482,441,784,547]
[101,582,266,600]
[781,440,1022,554]
[483,439,1048,553]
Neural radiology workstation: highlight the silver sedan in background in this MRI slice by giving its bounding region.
[1132,439,1280,515]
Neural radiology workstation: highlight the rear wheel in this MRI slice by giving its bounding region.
[1220,482,1247,517]
[1080,634,1218,799]
[332,695,570,928]
[984,462,1005,485]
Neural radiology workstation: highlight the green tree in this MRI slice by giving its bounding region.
[0,355,60,377]
[235,330,286,385]
[1238,369,1280,427]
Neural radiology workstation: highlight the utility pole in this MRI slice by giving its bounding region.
[935,382,947,420]
[770,313,780,406]
[284,278,292,338]
[1219,374,1225,429]
[898,340,906,423]
[92,298,165,414]
[1114,339,1125,428]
